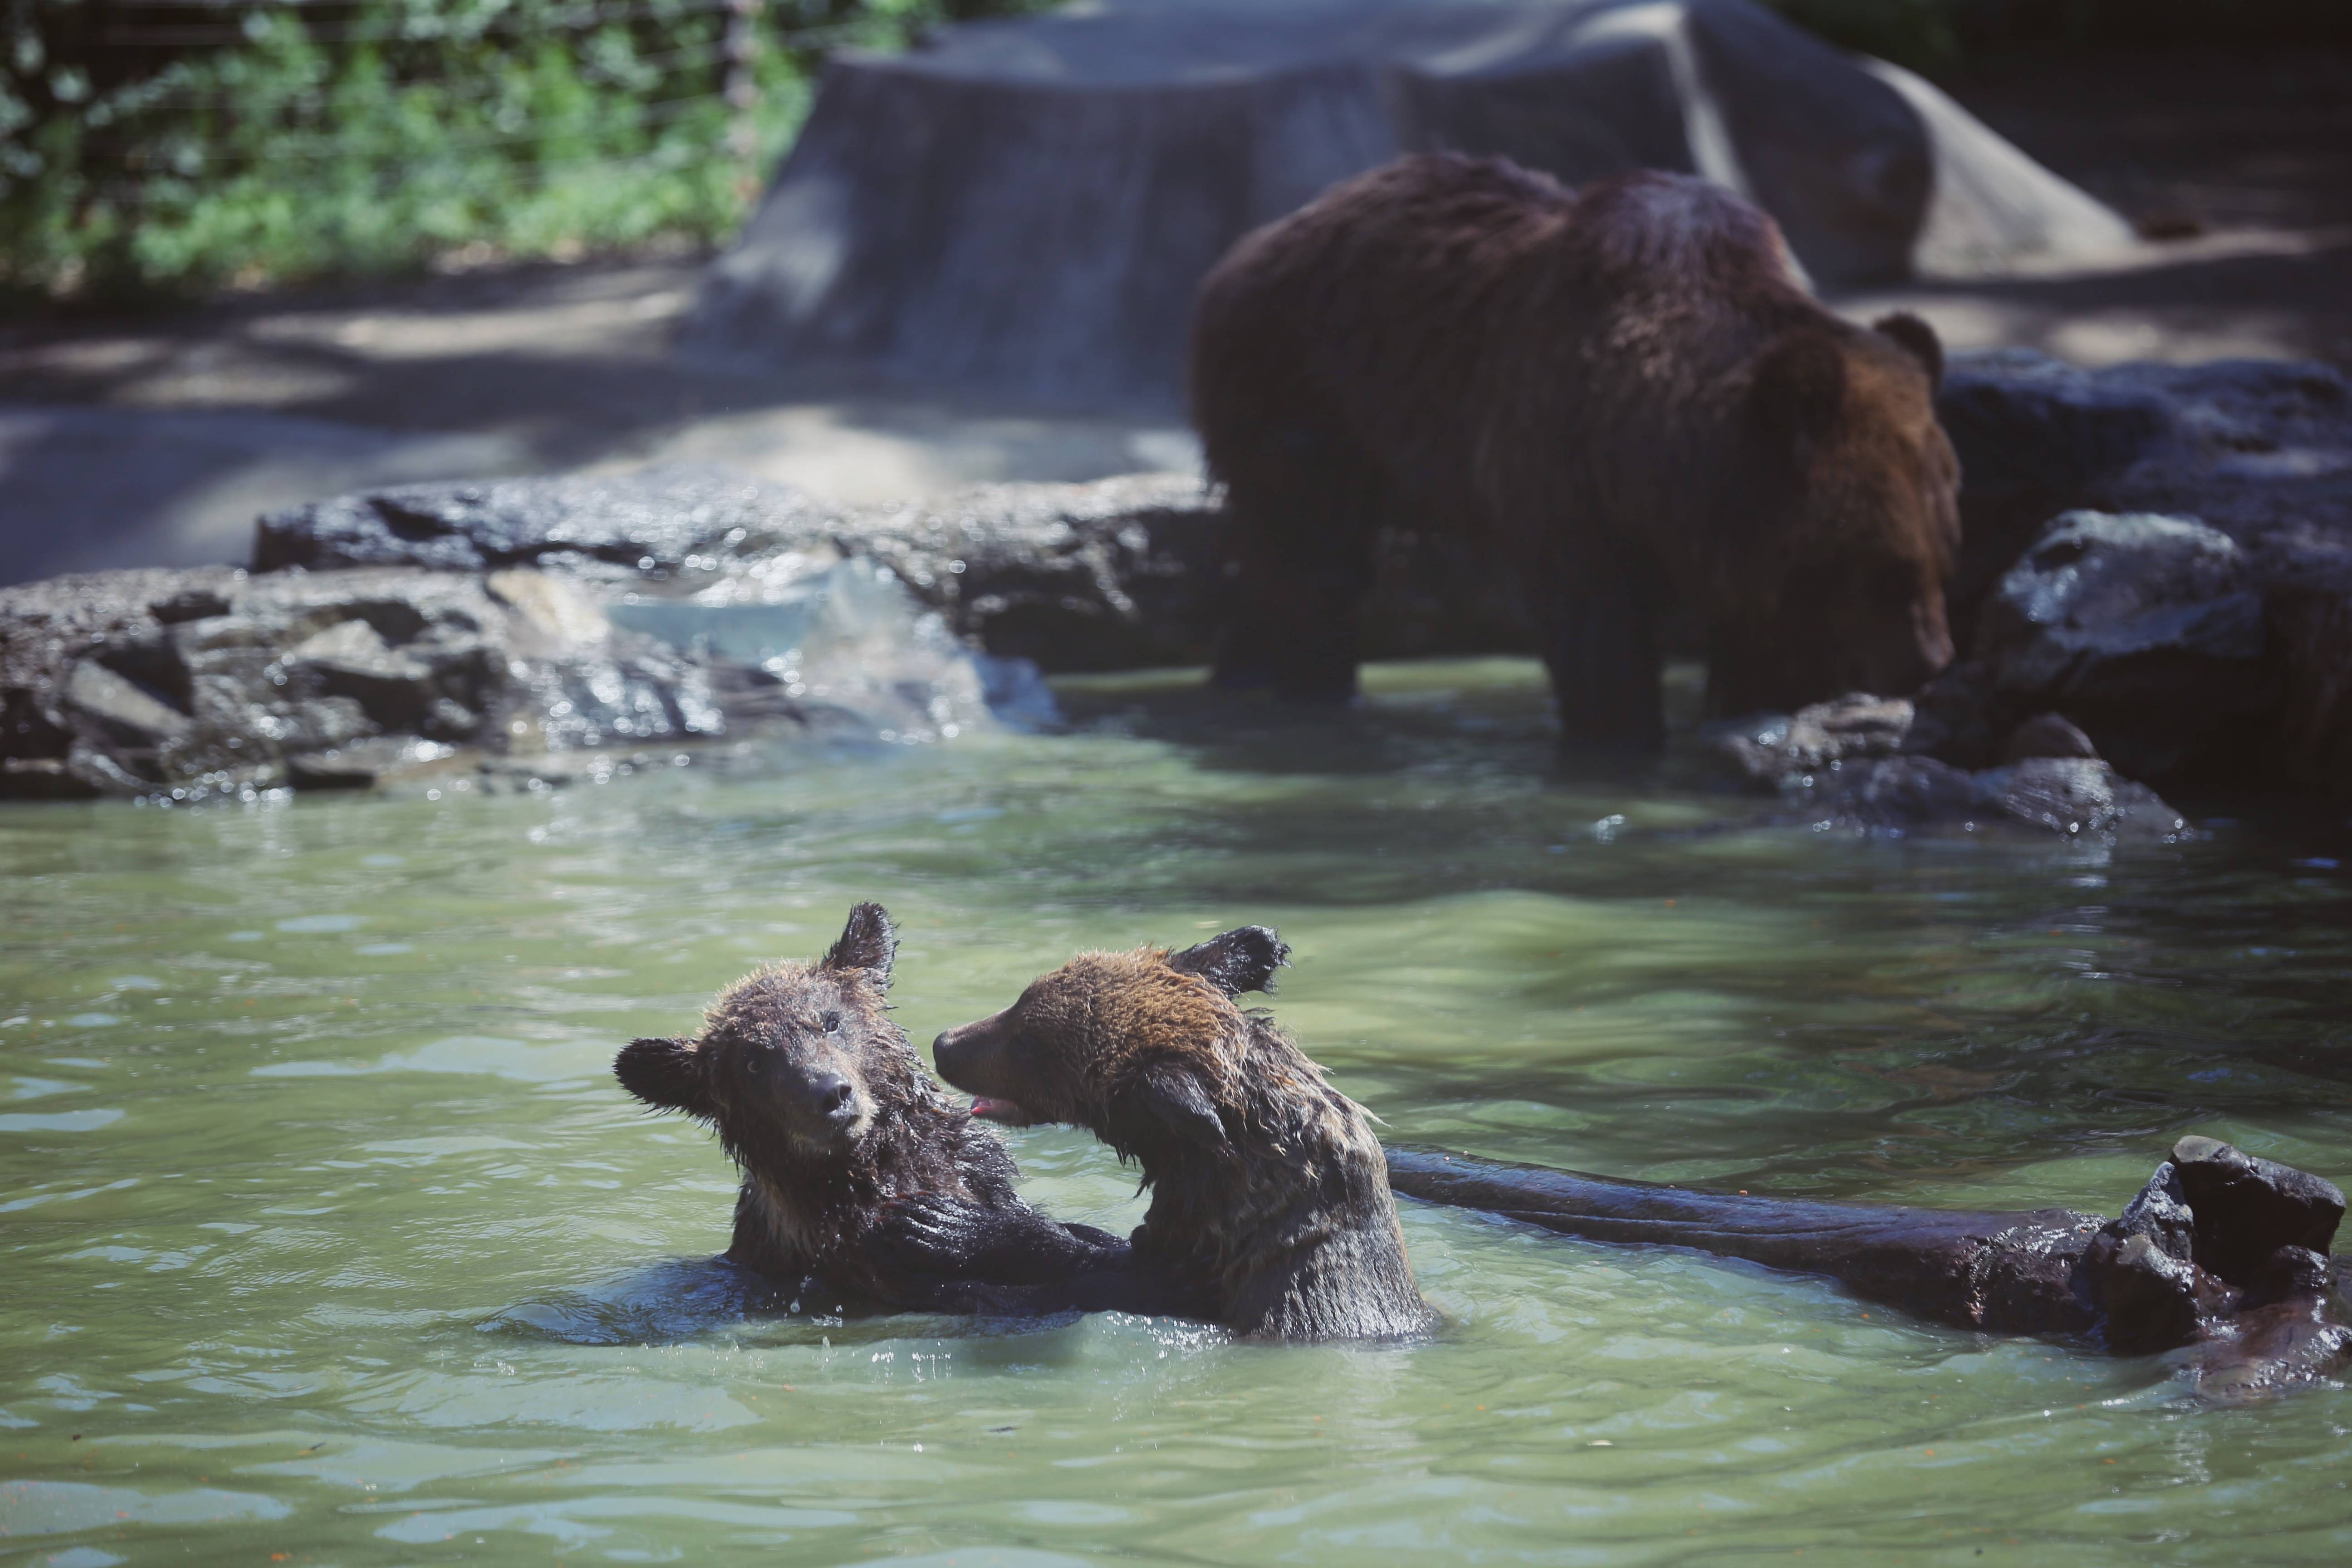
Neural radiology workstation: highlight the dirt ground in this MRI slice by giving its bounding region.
[2,48,2346,587]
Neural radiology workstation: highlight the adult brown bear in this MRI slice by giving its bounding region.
[1193,154,1960,748]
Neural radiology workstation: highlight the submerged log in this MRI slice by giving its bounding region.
[1386,1146,2103,1333]
[1387,1138,2351,1396]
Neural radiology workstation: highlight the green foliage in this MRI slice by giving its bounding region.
[0,0,1044,303]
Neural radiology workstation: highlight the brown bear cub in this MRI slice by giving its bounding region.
[928,926,1433,1340]
[615,903,1170,1317]
[1192,153,1960,748]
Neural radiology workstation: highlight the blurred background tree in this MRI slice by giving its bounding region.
[0,0,1045,303]
[5,0,2346,306]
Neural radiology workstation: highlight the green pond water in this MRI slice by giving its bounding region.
[5,658,2352,1566]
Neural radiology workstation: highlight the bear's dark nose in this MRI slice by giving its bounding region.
[931,1028,967,1077]
[931,1011,1004,1088]
[811,1073,856,1121]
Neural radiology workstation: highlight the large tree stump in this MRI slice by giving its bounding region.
[683,0,2135,407]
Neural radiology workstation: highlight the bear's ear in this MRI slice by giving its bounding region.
[1124,1062,1230,1151]
[1167,926,1290,997]
[821,902,898,991]
[1748,327,1849,451]
[1871,311,1943,388]
[615,1036,711,1117]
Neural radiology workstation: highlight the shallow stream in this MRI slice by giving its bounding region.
[5,660,2350,1564]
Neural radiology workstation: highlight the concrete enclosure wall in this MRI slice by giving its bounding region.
[682,0,2135,408]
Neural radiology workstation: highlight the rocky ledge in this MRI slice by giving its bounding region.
[0,555,1045,800]
[2,461,1533,802]
[1712,351,2352,828]
[9,350,2352,811]
[1936,353,2352,799]
[252,466,1229,672]
[250,463,1518,670]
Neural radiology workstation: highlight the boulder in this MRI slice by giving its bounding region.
[2167,1134,2346,1284]
[684,0,2133,406]
[1935,349,2179,626]
[1974,511,2269,780]
[2095,359,2352,543]
[2001,711,2099,763]
[1708,692,1919,784]
[1937,356,2352,760]
[1708,691,2186,838]
[1937,354,2352,644]
[1973,755,2185,839]
[822,475,1225,670]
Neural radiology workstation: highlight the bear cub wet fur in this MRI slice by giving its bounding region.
[615,903,1157,1315]
[928,926,1433,1340]
[1193,154,1960,748]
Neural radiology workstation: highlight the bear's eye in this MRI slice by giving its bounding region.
[820,1011,841,1034]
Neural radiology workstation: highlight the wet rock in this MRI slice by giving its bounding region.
[2002,711,2099,763]
[1938,349,2178,625]
[287,618,441,733]
[1706,693,2184,838]
[2084,1231,2214,1355]
[1973,756,2185,839]
[2111,1160,2197,1264]
[2192,1294,2352,1404]
[148,585,234,625]
[255,466,1226,673]
[688,0,2133,404]
[0,555,1015,799]
[2093,359,2352,544]
[2240,1245,2336,1314]
[284,737,456,792]
[1975,511,2269,779]
[2073,1138,2349,1375]
[1709,693,1918,785]
[62,660,192,750]
[1808,755,1984,827]
[1940,352,2352,631]
[841,475,1223,670]
[2169,1134,2346,1284]
[252,465,838,578]
[1902,658,2005,770]
[1936,353,2352,800]
[251,466,1529,676]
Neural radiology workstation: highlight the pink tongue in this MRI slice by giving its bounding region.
[968,1097,1028,1124]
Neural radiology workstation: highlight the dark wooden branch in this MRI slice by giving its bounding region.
[1387,1137,2350,1398]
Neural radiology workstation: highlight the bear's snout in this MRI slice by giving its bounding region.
[810,1070,858,1123]
[933,1011,1035,1124]
[755,1048,874,1152]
